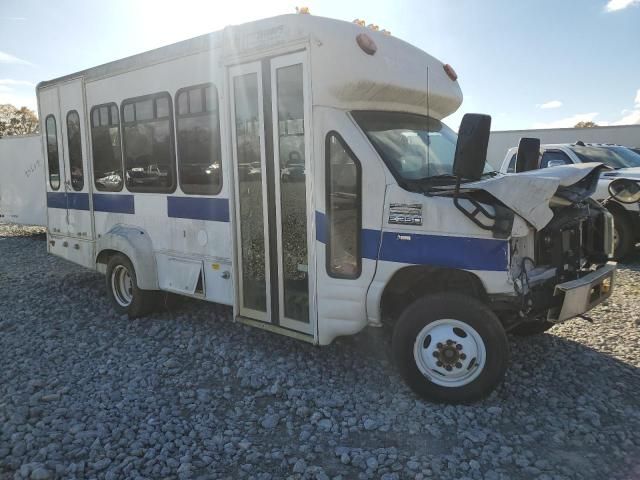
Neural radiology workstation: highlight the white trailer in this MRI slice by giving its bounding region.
[35,13,616,403]
[0,134,47,226]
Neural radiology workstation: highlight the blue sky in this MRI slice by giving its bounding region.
[1,0,639,130]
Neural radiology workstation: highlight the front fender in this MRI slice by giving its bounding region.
[95,224,158,290]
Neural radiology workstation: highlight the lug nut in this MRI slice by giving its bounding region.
[437,343,443,349]
[432,351,439,358]
[456,344,463,350]
[455,362,462,369]
[445,365,453,371]
[446,339,454,345]
[460,353,467,360]
[436,361,443,367]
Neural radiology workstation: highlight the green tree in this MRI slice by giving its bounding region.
[574,121,598,128]
[0,104,39,137]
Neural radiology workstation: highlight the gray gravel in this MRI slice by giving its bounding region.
[1,223,639,480]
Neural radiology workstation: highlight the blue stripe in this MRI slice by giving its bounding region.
[315,210,508,271]
[93,193,135,214]
[167,196,229,222]
[66,192,90,211]
[379,231,508,272]
[46,191,67,209]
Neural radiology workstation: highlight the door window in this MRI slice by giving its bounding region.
[234,73,267,313]
[66,110,84,191]
[45,115,60,190]
[326,133,362,279]
[275,63,309,322]
[540,150,572,168]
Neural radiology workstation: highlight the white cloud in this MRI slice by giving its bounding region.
[0,51,33,66]
[612,110,640,125]
[533,112,600,129]
[538,100,563,109]
[0,91,37,110]
[605,0,640,11]
[0,79,35,87]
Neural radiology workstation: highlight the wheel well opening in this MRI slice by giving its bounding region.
[380,266,487,326]
[96,249,123,267]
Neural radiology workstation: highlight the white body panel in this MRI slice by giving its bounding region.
[0,134,46,226]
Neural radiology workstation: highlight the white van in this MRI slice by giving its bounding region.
[35,13,616,403]
[499,142,640,258]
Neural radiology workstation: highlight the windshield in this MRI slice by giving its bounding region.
[570,145,640,169]
[352,111,493,189]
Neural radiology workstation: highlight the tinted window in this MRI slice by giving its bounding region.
[45,115,60,190]
[570,145,640,169]
[540,150,572,168]
[176,84,222,195]
[91,103,123,192]
[66,110,84,191]
[121,92,176,193]
[326,133,361,279]
[507,153,517,172]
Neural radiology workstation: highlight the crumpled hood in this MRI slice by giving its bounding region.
[459,163,605,230]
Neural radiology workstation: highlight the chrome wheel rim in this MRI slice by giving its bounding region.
[111,265,133,307]
[413,319,486,387]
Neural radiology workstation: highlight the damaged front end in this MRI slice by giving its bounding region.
[445,163,617,328]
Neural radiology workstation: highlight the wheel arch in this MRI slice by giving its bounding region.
[378,265,488,327]
[95,225,158,290]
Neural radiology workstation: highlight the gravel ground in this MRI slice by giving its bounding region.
[1,223,639,480]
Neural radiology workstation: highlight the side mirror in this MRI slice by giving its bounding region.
[608,178,640,204]
[453,113,491,181]
[515,137,540,172]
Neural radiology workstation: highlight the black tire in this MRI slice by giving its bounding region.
[392,293,509,404]
[612,210,634,261]
[510,319,554,336]
[105,253,156,318]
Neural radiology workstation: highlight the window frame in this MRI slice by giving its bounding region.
[120,91,177,194]
[45,114,61,191]
[325,131,363,280]
[65,109,84,191]
[174,83,223,196]
[89,102,124,192]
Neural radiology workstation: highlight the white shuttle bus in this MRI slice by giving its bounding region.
[36,13,617,402]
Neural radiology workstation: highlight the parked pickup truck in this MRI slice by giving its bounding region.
[499,142,640,259]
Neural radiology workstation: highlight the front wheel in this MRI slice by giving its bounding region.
[106,254,156,318]
[611,210,634,260]
[392,293,509,403]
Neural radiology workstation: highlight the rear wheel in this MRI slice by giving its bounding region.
[392,293,509,404]
[106,254,156,318]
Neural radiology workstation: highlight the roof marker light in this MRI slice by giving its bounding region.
[296,6,310,14]
[367,24,380,31]
[443,64,458,81]
[353,19,366,26]
[356,33,377,55]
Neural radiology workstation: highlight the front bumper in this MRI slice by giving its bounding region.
[547,262,616,322]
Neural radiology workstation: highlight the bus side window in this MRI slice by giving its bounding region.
[326,132,362,279]
[66,110,84,191]
[121,92,176,193]
[45,115,60,190]
[90,103,123,192]
[175,84,222,195]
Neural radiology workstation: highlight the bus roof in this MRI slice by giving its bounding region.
[37,14,462,120]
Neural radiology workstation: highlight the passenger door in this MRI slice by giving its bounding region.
[59,79,93,239]
[228,52,315,337]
